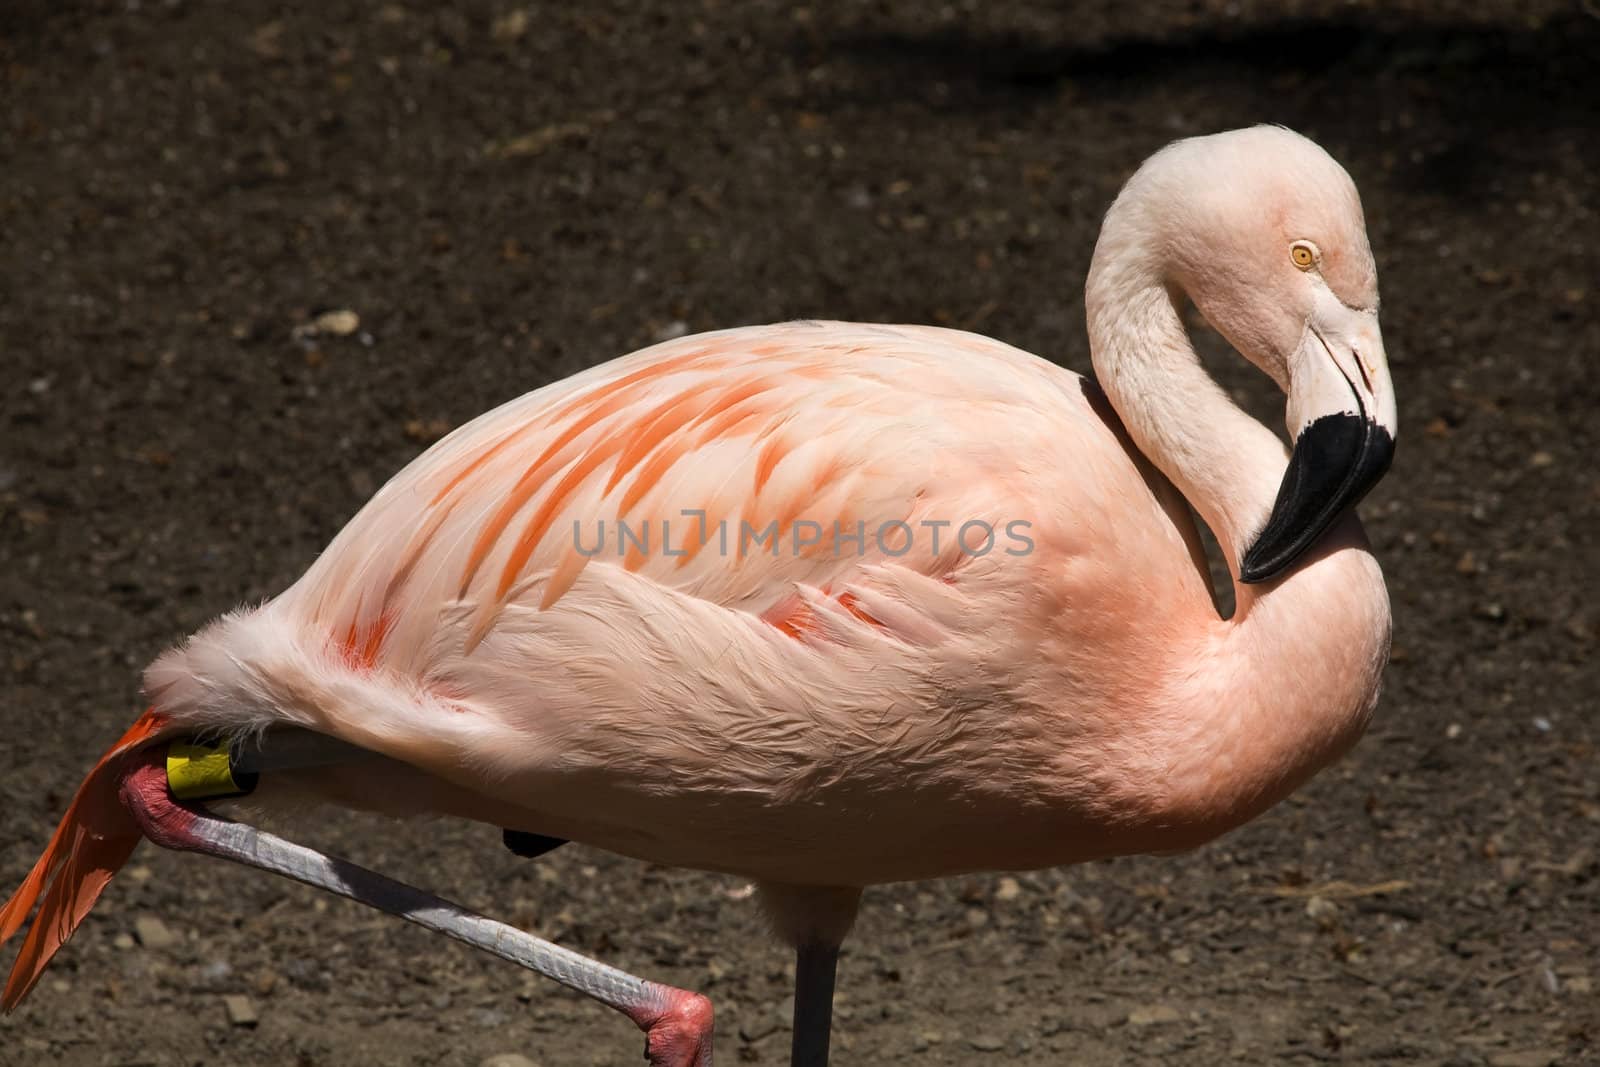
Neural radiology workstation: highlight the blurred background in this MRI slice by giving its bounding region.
[2,1,1596,1064]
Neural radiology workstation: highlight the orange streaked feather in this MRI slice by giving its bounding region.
[692,388,781,443]
[428,422,529,507]
[538,547,593,611]
[618,433,701,518]
[357,614,393,667]
[764,597,817,639]
[622,532,651,573]
[451,347,726,598]
[496,435,629,602]
[762,586,887,641]
[381,491,463,614]
[553,347,714,425]
[457,399,632,595]
[415,339,899,625]
[752,432,793,497]
[697,404,777,447]
[454,353,718,597]
[603,383,719,497]
[685,376,777,431]
[0,709,169,1011]
[836,591,884,628]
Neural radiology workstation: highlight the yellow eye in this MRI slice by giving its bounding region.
[1291,241,1318,270]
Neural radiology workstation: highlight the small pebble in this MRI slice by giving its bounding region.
[198,960,232,982]
[967,1033,1005,1052]
[479,1055,539,1067]
[313,309,360,336]
[1305,895,1339,922]
[994,877,1021,902]
[134,914,178,949]
[739,1013,781,1043]
[222,994,259,1028]
[490,11,529,42]
[1127,1004,1181,1026]
[1488,1052,1561,1067]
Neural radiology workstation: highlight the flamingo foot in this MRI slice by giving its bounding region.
[628,985,715,1066]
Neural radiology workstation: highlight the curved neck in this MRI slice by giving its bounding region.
[1085,229,1286,614]
[1079,206,1393,836]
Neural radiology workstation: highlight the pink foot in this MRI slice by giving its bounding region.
[119,750,202,848]
[630,985,715,1067]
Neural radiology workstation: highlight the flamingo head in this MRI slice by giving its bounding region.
[1139,125,1398,582]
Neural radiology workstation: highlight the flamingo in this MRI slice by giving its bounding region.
[1,125,1395,1066]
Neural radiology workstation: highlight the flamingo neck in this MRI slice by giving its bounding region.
[1085,228,1287,615]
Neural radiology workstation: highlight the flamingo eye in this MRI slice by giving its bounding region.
[1290,241,1319,270]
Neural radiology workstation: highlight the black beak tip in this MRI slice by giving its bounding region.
[1237,553,1276,585]
[1239,414,1395,585]
[1238,535,1302,584]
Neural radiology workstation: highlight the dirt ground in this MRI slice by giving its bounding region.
[2,1,1597,1064]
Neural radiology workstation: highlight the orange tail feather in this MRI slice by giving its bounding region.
[0,710,169,1011]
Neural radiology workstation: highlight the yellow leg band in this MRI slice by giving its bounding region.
[166,740,257,800]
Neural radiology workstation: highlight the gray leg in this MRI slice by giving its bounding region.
[119,751,713,1067]
[790,941,840,1067]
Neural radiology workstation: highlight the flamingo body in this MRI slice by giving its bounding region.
[4,126,1397,1065]
[142,321,1374,889]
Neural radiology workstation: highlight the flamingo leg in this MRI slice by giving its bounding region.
[790,941,840,1067]
[116,750,713,1067]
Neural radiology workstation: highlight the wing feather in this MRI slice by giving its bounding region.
[279,321,1084,669]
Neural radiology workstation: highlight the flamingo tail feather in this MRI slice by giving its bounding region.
[0,710,168,1011]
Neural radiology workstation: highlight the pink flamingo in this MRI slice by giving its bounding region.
[1,125,1395,1065]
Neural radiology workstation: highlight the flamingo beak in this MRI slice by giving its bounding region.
[1239,295,1396,584]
